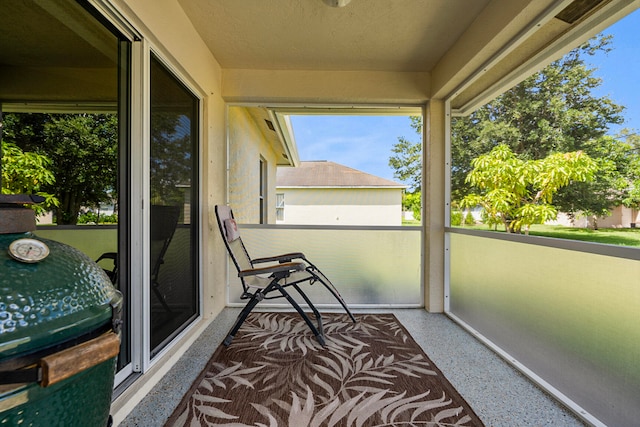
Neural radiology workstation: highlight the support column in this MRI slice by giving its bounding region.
[423,99,446,312]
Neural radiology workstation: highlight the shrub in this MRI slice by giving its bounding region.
[464,212,475,225]
[77,211,118,224]
[451,210,463,226]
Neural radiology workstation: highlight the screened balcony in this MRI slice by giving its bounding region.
[2,1,639,426]
[109,222,636,426]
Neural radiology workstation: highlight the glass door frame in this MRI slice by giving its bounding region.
[138,45,205,373]
[91,0,204,390]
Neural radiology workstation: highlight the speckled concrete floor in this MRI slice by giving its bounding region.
[118,308,587,427]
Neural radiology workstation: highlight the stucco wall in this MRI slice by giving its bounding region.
[227,107,279,224]
[277,187,403,226]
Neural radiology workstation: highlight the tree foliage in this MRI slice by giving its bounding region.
[150,113,193,206]
[619,131,640,218]
[1,142,58,214]
[452,34,628,217]
[2,113,118,224]
[388,33,640,225]
[389,116,422,191]
[461,144,597,233]
[402,190,421,221]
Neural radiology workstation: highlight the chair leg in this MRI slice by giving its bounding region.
[292,283,324,338]
[223,289,266,346]
[308,268,356,323]
[276,283,325,346]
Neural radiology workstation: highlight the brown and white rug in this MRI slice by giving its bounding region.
[165,312,484,427]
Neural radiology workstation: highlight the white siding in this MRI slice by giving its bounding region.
[277,187,403,225]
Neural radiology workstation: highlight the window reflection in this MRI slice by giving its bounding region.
[149,55,199,356]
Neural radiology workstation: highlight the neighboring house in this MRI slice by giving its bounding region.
[550,206,640,228]
[276,161,406,226]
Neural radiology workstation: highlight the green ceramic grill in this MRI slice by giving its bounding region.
[0,195,122,427]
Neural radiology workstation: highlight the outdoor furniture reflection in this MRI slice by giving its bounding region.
[96,205,180,313]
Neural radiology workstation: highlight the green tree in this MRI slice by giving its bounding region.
[452,34,625,216]
[461,144,597,234]
[389,116,422,191]
[1,142,58,214]
[402,190,421,221]
[554,133,638,227]
[3,113,118,224]
[390,34,630,217]
[150,112,193,206]
[619,131,640,225]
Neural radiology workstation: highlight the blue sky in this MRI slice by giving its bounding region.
[590,8,640,135]
[289,114,418,182]
[289,9,640,184]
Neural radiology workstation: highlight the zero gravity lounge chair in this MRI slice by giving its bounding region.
[215,205,356,346]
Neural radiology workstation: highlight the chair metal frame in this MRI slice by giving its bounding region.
[97,205,181,314]
[215,205,355,346]
[149,205,181,313]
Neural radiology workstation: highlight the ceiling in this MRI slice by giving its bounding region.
[176,0,491,72]
[1,0,637,111]
[177,0,638,111]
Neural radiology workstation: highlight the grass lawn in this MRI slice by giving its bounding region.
[528,224,640,247]
[457,224,640,248]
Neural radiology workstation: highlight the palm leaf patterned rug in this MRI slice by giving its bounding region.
[165,312,484,427]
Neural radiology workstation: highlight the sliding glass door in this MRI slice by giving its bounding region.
[149,54,199,357]
[0,0,133,377]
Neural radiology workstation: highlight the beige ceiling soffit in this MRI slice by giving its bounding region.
[452,0,638,116]
[432,0,569,100]
[441,0,572,104]
[221,70,430,105]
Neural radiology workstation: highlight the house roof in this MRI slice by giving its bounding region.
[277,161,406,188]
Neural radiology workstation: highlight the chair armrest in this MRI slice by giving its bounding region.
[96,252,117,262]
[252,252,306,264]
[238,261,305,277]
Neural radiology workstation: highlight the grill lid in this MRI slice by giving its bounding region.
[0,232,121,362]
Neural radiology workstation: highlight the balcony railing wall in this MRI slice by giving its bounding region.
[35,226,193,310]
[231,225,423,307]
[447,229,640,427]
[35,226,117,261]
